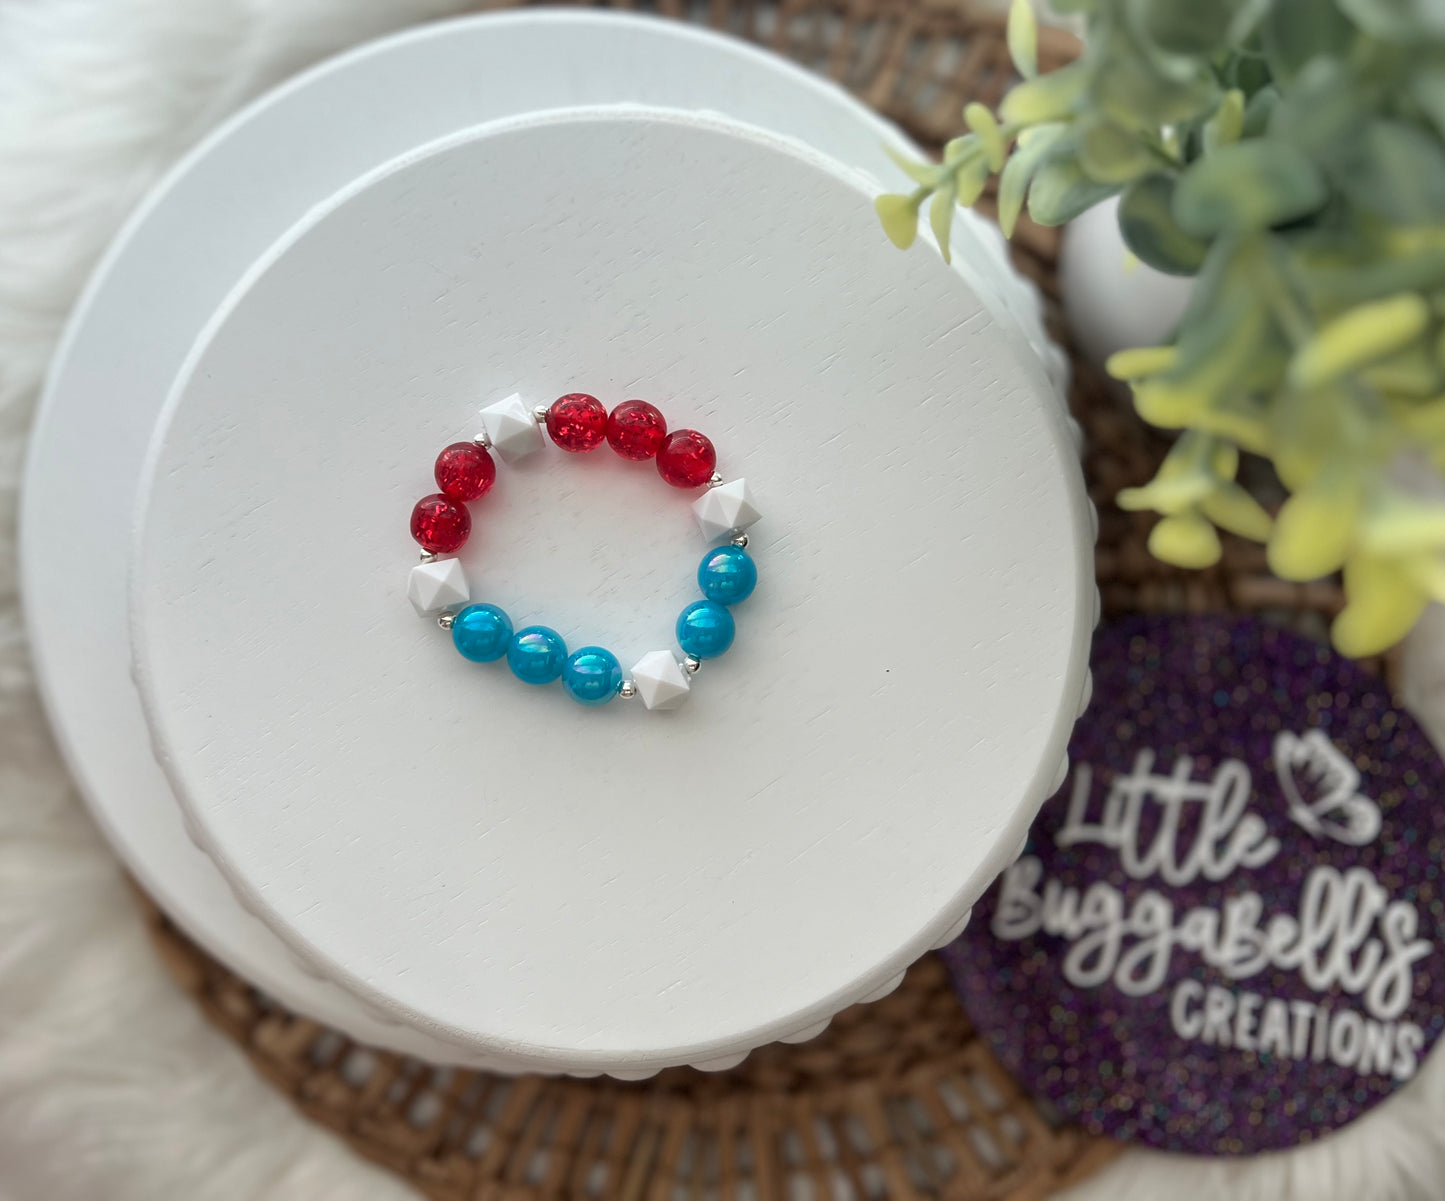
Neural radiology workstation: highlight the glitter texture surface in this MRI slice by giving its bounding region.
[944,614,1445,1155]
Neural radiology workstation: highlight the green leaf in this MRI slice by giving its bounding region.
[1294,244,1445,311]
[875,193,920,249]
[1266,58,1368,162]
[996,124,1067,237]
[1268,383,1345,491]
[1027,152,1123,226]
[1076,114,1156,184]
[1224,48,1273,96]
[1288,292,1432,389]
[884,145,945,187]
[1127,0,1240,58]
[1172,140,1328,237]
[1175,231,1245,335]
[964,103,1008,172]
[1007,0,1039,80]
[1201,482,1273,541]
[1241,85,1279,138]
[1336,0,1445,41]
[1259,0,1356,87]
[1202,89,1244,155]
[1363,345,1443,396]
[929,185,957,264]
[1267,461,1363,581]
[1332,552,1429,659]
[1149,511,1223,568]
[1225,0,1273,44]
[1330,120,1445,223]
[1000,62,1089,125]
[1158,234,1288,404]
[1411,68,1445,142]
[943,134,979,165]
[953,153,993,208]
[1106,345,1179,379]
[1092,27,1222,127]
[1118,174,1210,274]
[1358,490,1445,555]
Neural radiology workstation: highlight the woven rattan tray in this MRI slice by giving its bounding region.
[139,3,1391,1197]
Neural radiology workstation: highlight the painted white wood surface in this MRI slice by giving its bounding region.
[24,11,1078,1069]
[131,108,1092,1074]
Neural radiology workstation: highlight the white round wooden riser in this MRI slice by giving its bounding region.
[25,12,1087,1072]
[131,107,1093,1073]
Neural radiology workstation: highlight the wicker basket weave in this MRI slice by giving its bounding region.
[139,3,1392,1197]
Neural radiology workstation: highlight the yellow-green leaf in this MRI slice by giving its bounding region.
[1266,466,1363,580]
[1149,512,1223,568]
[1173,140,1327,236]
[1187,403,1273,457]
[1268,384,1343,491]
[1203,89,1245,155]
[1402,550,1445,602]
[1201,482,1273,541]
[1209,439,1240,480]
[1007,0,1039,80]
[1117,468,1215,516]
[1106,345,1179,380]
[1000,62,1087,126]
[1393,395,1445,440]
[1357,490,1445,555]
[929,185,957,264]
[875,193,920,249]
[954,153,993,208]
[1289,292,1432,389]
[884,144,946,187]
[1357,344,1442,397]
[964,103,1007,172]
[1076,116,1155,185]
[996,123,1066,237]
[1132,380,1206,428]
[1331,552,1429,658]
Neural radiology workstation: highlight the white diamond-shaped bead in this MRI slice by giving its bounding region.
[692,478,761,541]
[407,558,469,615]
[631,650,691,711]
[478,392,543,461]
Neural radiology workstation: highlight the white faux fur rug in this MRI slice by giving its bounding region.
[2,3,1444,1199]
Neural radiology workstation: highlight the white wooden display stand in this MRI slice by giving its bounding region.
[23,13,1092,1075]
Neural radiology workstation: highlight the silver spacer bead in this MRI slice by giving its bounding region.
[706,472,724,488]
[419,550,439,563]
[730,533,749,548]
[533,404,550,424]
[683,656,702,675]
[618,679,638,700]
[472,431,492,448]
[437,612,456,630]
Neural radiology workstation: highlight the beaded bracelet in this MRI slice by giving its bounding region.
[406,392,760,711]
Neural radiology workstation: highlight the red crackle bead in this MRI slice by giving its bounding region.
[546,393,608,452]
[434,441,496,502]
[656,429,716,488]
[410,493,471,553]
[606,399,667,461]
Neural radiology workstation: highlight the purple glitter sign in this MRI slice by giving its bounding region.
[945,615,1445,1155]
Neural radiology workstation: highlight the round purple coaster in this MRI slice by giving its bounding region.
[945,614,1445,1155]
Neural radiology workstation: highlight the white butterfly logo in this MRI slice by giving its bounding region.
[1273,729,1382,846]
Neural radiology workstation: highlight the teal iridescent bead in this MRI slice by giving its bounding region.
[697,544,756,605]
[452,603,514,662]
[507,625,568,685]
[562,646,623,705]
[676,599,735,659]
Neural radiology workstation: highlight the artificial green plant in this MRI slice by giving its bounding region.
[877,0,1445,657]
